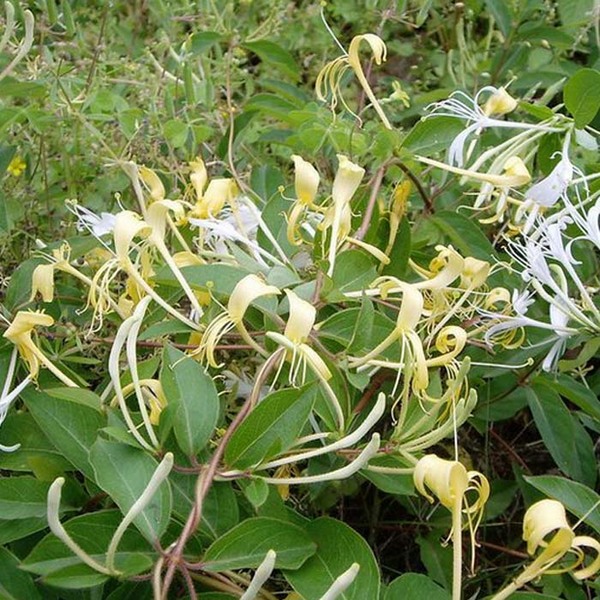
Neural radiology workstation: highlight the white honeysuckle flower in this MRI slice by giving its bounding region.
[425,87,559,167]
[526,134,576,208]
[66,200,117,238]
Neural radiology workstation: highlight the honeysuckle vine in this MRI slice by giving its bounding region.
[2,9,599,599]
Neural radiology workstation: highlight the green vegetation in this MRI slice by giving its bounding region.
[0,1,599,598]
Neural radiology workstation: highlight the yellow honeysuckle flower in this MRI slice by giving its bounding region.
[139,166,165,202]
[3,311,78,386]
[292,155,320,205]
[112,378,167,426]
[113,211,152,264]
[316,32,392,129]
[320,155,365,276]
[189,157,208,201]
[283,289,316,344]
[482,87,518,117]
[417,155,531,188]
[287,155,321,246]
[191,177,238,219]
[492,499,600,599]
[198,274,280,368]
[414,454,489,600]
[30,263,55,303]
[459,257,491,289]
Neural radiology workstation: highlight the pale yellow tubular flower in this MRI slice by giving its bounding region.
[199,274,281,368]
[316,32,392,129]
[114,211,152,265]
[414,454,489,600]
[323,155,365,276]
[571,536,600,580]
[411,246,465,291]
[284,289,316,344]
[482,87,518,117]
[139,166,165,203]
[385,180,411,255]
[189,157,208,201]
[30,263,55,303]
[111,379,167,426]
[347,34,392,129]
[459,257,491,289]
[3,311,78,387]
[192,178,238,219]
[287,156,321,246]
[491,499,600,600]
[416,155,531,188]
[425,326,467,368]
[112,210,199,330]
[292,155,320,205]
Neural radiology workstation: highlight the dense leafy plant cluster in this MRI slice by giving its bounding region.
[0,1,599,599]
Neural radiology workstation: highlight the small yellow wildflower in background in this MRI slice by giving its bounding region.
[7,156,25,177]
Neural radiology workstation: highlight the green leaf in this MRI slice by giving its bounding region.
[361,455,415,495]
[0,412,72,476]
[484,0,513,37]
[22,510,153,583]
[163,118,189,148]
[242,40,299,81]
[46,387,103,412]
[0,547,42,600]
[385,573,450,600]
[329,250,378,297]
[171,474,239,540]
[0,78,46,98]
[347,297,375,354]
[156,264,251,296]
[525,475,600,535]
[0,476,79,519]
[417,534,452,590]
[225,386,315,470]
[284,517,380,599]
[160,345,219,456]
[89,440,172,542]
[536,373,600,421]
[526,382,596,486]
[430,210,496,261]
[188,31,221,54]
[403,117,464,155]
[382,216,411,279]
[564,69,600,128]
[203,517,316,571]
[23,387,106,479]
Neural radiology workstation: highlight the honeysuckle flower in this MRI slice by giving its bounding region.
[349,284,431,397]
[287,155,321,246]
[189,176,238,219]
[139,166,165,202]
[0,348,31,452]
[67,200,117,239]
[113,378,167,426]
[417,155,531,188]
[320,563,360,600]
[414,454,489,600]
[492,499,600,600]
[482,87,518,116]
[266,289,342,426]
[316,33,392,129]
[30,263,55,303]
[424,87,558,167]
[190,197,282,267]
[240,550,277,600]
[526,151,574,208]
[320,155,365,276]
[197,274,280,368]
[189,157,208,202]
[48,453,173,578]
[3,311,78,387]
